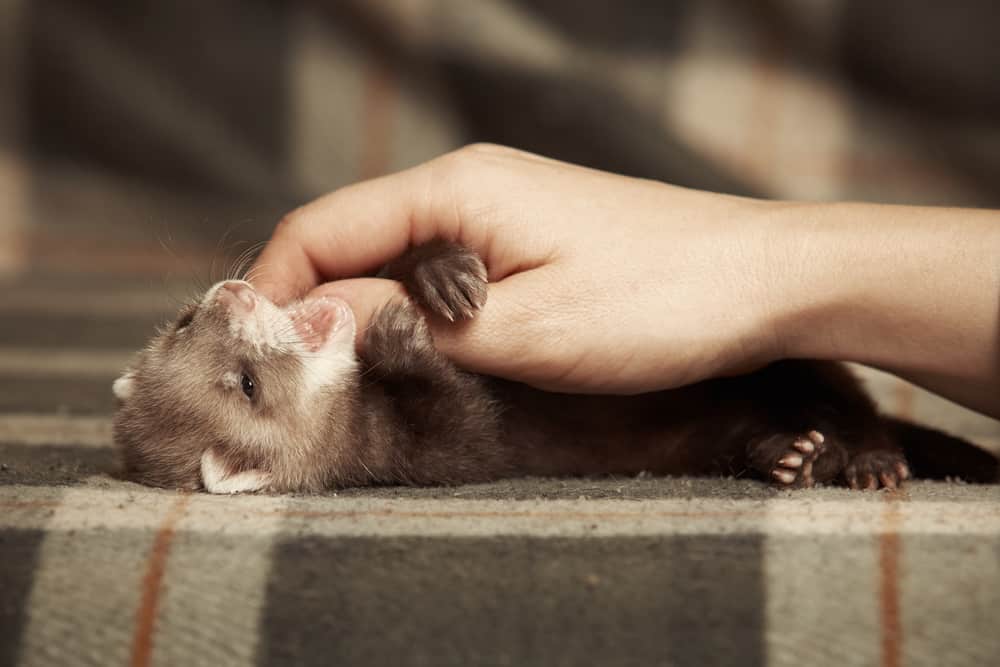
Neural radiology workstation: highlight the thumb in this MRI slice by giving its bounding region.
[308,274,553,385]
[307,277,406,350]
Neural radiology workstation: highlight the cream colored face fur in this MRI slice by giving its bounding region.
[112,280,358,494]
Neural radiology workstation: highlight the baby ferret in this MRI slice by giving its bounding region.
[112,240,998,493]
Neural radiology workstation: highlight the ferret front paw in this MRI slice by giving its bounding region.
[844,450,910,490]
[386,239,488,322]
[364,300,441,376]
[748,430,827,489]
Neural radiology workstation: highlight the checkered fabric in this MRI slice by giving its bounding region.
[2,2,1000,666]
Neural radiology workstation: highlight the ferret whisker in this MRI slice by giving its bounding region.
[356,455,378,483]
[235,252,263,283]
[241,261,270,285]
[212,222,250,284]
[155,226,211,299]
[241,258,278,286]
[358,360,385,379]
[225,255,247,283]
[222,249,242,283]
[228,241,266,282]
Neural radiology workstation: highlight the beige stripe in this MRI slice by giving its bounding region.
[0,0,29,277]
[287,8,364,195]
[0,348,134,377]
[18,488,159,666]
[901,531,1000,664]
[358,0,569,70]
[892,380,916,422]
[152,500,286,667]
[0,152,29,277]
[764,532,880,665]
[5,487,1000,537]
[851,364,1000,454]
[0,414,113,447]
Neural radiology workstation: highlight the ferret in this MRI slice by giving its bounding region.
[112,240,998,493]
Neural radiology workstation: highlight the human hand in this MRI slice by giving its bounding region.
[250,144,790,393]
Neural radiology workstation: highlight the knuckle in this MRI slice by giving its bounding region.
[274,207,305,237]
[439,143,508,171]
[460,142,507,156]
[437,146,478,174]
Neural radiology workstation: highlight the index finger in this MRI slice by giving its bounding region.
[250,163,450,304]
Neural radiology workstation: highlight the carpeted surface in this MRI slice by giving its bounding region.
[4,436,1000,666]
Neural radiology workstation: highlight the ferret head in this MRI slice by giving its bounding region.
[112,280,358,493]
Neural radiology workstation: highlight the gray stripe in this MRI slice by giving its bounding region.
[0,529,48,667]
[0,376,116,414]
[258,535,765,667]
[0,444,117,486]
[0,284,189,316]
[28,0,292,196]
[152,530,285,667]
[332,475,781,500]
[0,311,161,349]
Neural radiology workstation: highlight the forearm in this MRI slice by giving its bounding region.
[771,202,1000,417]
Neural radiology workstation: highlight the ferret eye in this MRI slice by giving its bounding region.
[240,373,255,399]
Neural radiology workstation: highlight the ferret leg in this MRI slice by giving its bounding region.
[362,299,454,381]
[361,299,506,485]
[742,361,911,490]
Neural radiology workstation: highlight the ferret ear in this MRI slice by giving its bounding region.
[200,448,272,494]
[112,371,136,403]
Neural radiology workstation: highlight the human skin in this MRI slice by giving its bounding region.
[250,144,1000,418]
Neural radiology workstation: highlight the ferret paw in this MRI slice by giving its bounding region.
[749,430,826,489]
[364,300,442,376]
[388,240,488,322]
[844,450,910,490]
[367,300,432,351]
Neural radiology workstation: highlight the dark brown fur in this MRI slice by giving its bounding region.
[113,240,998,492]
[360,240,996,489]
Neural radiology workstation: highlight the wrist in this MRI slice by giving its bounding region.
[768,201,1000,376]
[763,201,857,363]
[769,201,922,366]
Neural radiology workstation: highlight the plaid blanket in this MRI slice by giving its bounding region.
[3,2,1000,665]
[4,455,1000,665]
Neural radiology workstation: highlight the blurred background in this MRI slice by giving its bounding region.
[1,0,999,434]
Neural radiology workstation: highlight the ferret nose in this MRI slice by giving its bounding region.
[219,281,257,312]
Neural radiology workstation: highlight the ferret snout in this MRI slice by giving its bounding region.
[216,280,257,313]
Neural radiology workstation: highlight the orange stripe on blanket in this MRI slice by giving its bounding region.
[879,491,906,667]
[0,500,60,509]
[130,494,191,667]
